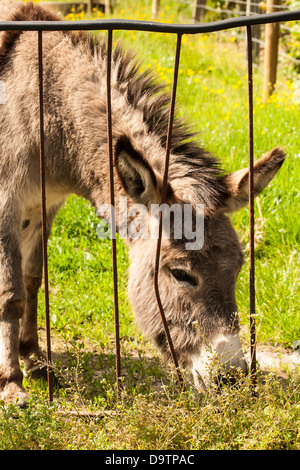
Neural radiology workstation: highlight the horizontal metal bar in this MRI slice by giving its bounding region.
[0,11,299,34]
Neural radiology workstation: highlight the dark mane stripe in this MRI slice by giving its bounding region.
[110,44,225,176]
[107,42,227,209]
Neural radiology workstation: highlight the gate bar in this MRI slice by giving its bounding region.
[154,33,184,390]
[246,25,257,392]
[38,30,53,403]
[2,11,300,33]
[106,29,122,397]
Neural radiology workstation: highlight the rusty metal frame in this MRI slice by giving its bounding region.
[153,33,184,390]
[38,30,53,402]
[246,25,257,393]
[106,29,122,397]
[1,10,299,402]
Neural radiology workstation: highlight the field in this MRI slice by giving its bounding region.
[0,0,299,450]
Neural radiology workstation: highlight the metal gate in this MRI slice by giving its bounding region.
[1,9,299,401]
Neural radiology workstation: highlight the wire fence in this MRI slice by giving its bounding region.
[152,0,300,97]
[1,9,300,402]
[128,0,300,90]
[190,0,300,63]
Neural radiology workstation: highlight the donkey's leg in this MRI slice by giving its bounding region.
[19,249,44,378]
[0,199,27,406]
[19,204,63,379]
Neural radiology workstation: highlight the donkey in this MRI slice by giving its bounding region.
[0,1,285,406]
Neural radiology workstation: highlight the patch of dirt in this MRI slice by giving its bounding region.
[245,343,300,376]
[37,328,300,391]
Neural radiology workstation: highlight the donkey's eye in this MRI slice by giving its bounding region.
[170,269,197,287]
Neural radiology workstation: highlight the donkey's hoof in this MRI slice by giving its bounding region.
[25,363,49,381]
[23,350,48,381]
[25,363,60,389]
[0,382,28,408]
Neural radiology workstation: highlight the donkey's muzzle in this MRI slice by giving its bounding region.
[189,332,248,392]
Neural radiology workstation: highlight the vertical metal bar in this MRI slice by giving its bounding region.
[154,33,184,390]
[38,30,53,403]
[246,25,257,393]
[106,29,122,397]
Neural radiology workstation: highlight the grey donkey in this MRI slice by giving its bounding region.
[0,1,285,406]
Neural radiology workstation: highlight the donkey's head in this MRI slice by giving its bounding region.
[115,136,285,391]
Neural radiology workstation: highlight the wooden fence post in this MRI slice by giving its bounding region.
[152,0,160,18]
[87,0,92,15]
[105,0,112,15]
[263,0,282,100]
[192,0,206,22]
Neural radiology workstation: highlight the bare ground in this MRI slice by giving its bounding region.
[36,327,300,397]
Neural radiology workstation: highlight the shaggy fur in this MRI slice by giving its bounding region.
[0,1,285,404]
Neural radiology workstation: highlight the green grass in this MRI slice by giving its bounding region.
[1,0,299,450]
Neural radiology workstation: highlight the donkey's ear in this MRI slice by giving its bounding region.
[220,147,285,212]
[115,136,168,206]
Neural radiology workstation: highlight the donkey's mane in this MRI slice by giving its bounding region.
[1,1,228,208]
[109,44,227,205]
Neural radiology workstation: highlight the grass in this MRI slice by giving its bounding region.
[0,0,299,450]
